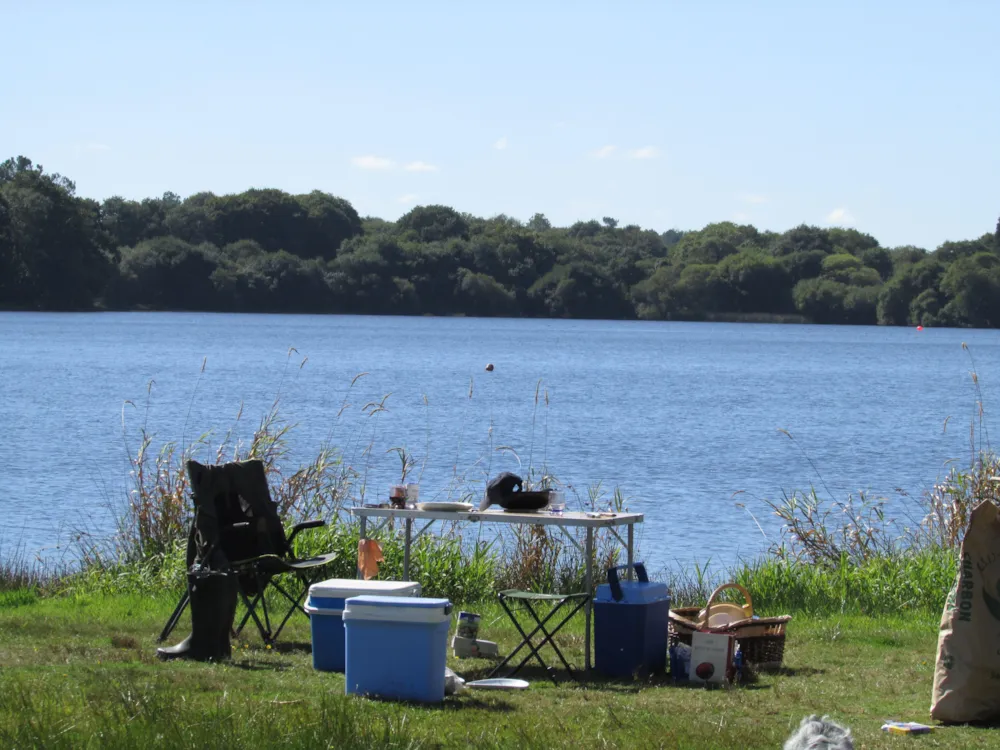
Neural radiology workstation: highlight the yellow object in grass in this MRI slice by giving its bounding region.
[881,722,934,735]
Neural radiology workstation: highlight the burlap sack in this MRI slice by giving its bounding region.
[931,500,1000,724]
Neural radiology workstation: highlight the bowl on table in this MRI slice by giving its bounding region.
[497,490,552,512]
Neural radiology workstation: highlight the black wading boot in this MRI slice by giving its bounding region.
[157,570,238,662]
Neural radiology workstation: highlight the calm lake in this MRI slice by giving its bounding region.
[2,312,998,574]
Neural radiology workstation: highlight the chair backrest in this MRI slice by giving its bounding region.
[186,459,290,566]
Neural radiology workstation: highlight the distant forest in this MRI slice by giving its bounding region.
[3,155,1000,327]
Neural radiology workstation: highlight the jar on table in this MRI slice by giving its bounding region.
[390,485,407,509]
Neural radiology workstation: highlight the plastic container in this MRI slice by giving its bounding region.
[456,611,481,639]
[304,579,421,672]
[594,562,670,678]
[343,595,452,703]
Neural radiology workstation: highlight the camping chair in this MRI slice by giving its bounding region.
[157,459,338,646]
[487,590,590,684]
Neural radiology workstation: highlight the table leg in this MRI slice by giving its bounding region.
[357,516,367,580]
[627,523,634,580]
[585,526,594,672]
[404,518,412,582]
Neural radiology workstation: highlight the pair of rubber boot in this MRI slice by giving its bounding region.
[156,570,238,662]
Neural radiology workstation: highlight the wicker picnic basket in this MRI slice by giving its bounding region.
[668,583,791,671]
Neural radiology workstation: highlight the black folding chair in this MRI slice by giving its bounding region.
[488,590,590,684]
[157,459,338,646]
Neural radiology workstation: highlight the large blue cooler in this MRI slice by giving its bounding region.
[594,563,670,678]
[304,579,421,672]
[343,595,452,703]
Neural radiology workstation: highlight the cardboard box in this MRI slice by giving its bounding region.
[689,631,735,684]
[451,635,499,659]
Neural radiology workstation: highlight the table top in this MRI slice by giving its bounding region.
[349,506,643,528]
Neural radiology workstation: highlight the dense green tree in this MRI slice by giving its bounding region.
[934,235,995,263]
[772,224,833,257]
[827,227,879,256]
[938,253,1000,327]
[113,237,220,310]
[397,204,469,242]
[713,251,791,313]
[455,268,517,316]
[527,213,552,232]
[295,191,363,259]
[778,250,826,285]
[671,222,759,266]
[5,154,1000,329]
[528,262,631,318]
[875,257,945,325]
[861,246,894,280]
[0,157,112,308]
[792,278,849,324]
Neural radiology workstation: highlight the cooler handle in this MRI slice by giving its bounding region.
[606,562,649,602]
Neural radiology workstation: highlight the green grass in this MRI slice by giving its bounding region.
[2,589,998,748]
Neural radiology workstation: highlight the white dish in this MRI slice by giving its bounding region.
[417,502,475,512]
[465,678,529,690]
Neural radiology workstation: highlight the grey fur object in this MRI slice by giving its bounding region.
[783,715,854,750]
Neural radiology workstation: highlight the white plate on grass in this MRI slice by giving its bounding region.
[465,678,529,690]
[417,502,475,512]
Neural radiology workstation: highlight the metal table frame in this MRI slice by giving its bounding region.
[350,507,644,671]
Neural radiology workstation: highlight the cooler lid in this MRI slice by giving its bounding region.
[342,595,452,624]
[308,579,422,601]
[594,580,670,605]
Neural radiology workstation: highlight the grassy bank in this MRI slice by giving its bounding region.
[0,590,985,749]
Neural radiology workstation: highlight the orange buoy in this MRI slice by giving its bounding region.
[485,363,494,372]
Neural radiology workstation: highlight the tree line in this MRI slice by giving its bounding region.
[3,155,1000,327]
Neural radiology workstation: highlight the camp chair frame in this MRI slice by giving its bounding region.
[157,459,338,646]
[157,521,335,645]
[488,590,590,684]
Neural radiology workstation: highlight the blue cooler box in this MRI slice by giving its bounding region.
[594,563,670,678]
[305,579,421,672]
[343,595,452,703]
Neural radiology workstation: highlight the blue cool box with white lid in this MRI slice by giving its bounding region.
[343,595,452,703]
[304,579,421,672]
[594,562,670,678]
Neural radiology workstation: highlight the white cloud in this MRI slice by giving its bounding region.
[398,193,419,204]
[733,211,751,222]
[627,146,660,160]
[739,193,768,205]
[826,207,856,226]
[351,155,395,170]
[493,136,508,150]
[404,161,439,172]
[591,145,618,159]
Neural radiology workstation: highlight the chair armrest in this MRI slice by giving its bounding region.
[287,519,326,545]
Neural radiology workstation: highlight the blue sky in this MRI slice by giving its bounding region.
[3,1,997,249]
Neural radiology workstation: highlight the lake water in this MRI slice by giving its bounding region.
[2,312,998,574]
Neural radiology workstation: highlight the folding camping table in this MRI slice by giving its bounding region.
[350,506,644,670]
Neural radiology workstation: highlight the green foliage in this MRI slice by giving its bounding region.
[397,204,469,242]
[733,549,956,616]
[0,156,113,309]
[3,152,1000,327]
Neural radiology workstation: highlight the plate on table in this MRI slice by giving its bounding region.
[417,502,475,512]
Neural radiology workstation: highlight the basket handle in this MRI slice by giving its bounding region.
[701,582,754,625]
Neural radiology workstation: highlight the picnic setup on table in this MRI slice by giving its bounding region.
[155,459,793,704]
